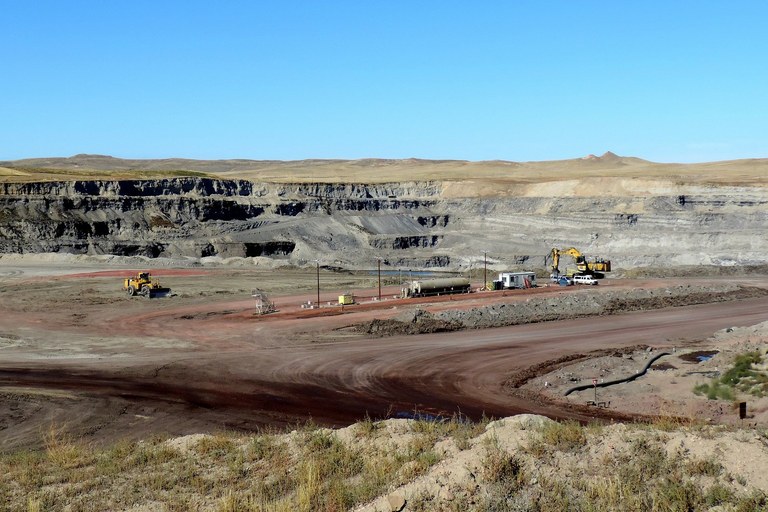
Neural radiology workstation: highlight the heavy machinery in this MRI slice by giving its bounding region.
[546,247,611,279]
[123,272,171,298]
[252,289,276,314]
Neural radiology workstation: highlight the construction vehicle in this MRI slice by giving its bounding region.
[123,272,171,298]
[546,247,611,279]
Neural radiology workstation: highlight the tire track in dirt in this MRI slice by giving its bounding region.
[3,296,768,434]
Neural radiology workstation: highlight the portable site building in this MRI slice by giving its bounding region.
[497,272,536,289]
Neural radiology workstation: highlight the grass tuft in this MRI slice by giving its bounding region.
[539,420,587,452]
[687,457,723,477]
[43,424,93,469]
[2,417,766,511]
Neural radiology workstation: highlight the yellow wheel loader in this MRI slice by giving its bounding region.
[123,272,171,298]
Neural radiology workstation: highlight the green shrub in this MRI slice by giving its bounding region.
[694,379,735,400]
[692,351,768,401]
[721,352,761,386]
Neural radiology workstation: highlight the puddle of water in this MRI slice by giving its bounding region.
[678,350,719,363]
[393,411,472,423]
[394,411,446,422]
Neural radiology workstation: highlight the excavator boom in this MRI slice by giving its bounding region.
[547,247,611,278]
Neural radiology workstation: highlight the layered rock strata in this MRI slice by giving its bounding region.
[1,178,766,270]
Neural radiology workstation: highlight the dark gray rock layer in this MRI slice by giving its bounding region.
[1,178,766,271]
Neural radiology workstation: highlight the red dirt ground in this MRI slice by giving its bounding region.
[2,267,768,449]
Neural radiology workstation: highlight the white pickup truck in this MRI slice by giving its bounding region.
[573,275,598,285]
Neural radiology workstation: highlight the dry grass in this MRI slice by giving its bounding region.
[2,417,768,511]
[4,155,768,189]
[0,165,213,182]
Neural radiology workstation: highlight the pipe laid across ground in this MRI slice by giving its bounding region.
[564,351,672,396]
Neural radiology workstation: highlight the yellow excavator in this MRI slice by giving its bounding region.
[123,272,171,298]
[547,247,611,279]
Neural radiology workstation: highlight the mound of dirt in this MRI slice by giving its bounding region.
[437,284,768,330]
[355,308,463,337]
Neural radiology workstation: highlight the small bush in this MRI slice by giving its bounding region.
[651,414,694,431]
[539,420,587,452]
[705,483,735,507]
[687,457,723,477]
[694,379,735,401]
[695,351,767,401]
[194,433,237,457]
[651,476,703,511]
[43,424,93,469]
[721,352,761,386]
[356,414,379,438]
[483,449,525,491]
[734,491,768,511]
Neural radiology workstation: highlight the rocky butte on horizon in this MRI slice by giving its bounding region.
[0,150,671,166]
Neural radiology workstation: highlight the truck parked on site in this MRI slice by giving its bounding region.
[573,274,598,285]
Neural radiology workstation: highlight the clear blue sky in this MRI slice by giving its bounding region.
[2,1,766,163]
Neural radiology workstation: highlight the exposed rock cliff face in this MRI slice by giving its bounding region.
[1,177,766,270]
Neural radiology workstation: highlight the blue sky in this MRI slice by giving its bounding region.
[2,1,766,163]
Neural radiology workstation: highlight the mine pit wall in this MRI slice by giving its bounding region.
[0,178,767,271]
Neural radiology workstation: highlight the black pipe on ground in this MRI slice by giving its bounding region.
[564,351,672,396]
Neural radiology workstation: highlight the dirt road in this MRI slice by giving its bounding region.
[2,263,768,449]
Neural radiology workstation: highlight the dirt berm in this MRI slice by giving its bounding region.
[355,283,768,336]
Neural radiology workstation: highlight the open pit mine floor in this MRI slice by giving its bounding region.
[2,264,768,450]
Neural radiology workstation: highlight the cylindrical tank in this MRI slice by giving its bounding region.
[410,277,471,297]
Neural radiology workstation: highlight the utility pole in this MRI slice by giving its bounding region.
[315,260,320,305]
[593,378,598,404]
[483,251,487,291]
[377,258,382,301]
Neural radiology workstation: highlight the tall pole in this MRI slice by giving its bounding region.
[483,251,487,290]
[593,379,598,403]
[316,260,320,305]
[377,259,382,301]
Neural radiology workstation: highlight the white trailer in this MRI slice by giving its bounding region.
[497,272,536,289]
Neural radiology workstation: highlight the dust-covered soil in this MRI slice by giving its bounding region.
[2,257,768,451]
[520,321,768,427]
